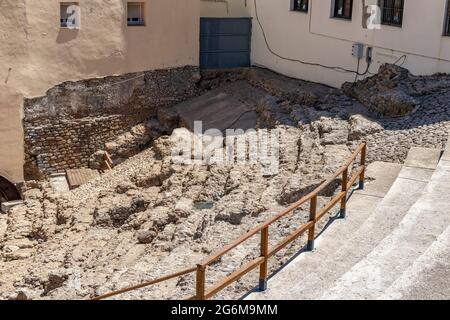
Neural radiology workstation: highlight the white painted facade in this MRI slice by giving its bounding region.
[200,0,450,87]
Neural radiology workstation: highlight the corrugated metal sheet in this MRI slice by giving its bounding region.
[200,18,252,69]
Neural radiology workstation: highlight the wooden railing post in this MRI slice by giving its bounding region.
[196,264,206,300]
[259,226,269,291]
[359,143,367,190]
[307,196,317,251]
[340,167,348,218]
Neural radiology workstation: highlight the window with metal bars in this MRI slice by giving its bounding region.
[380,0,404,26]
[445,0,450,35]
[291,0,309,12]
[127,2,145,26]
[333,0,353,20]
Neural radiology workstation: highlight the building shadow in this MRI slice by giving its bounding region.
[56,29,79,44]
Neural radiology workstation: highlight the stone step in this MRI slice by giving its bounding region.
[247,147,441,300]
[321,149,450,300]
[380,224,450,300]
[404,147,442,170]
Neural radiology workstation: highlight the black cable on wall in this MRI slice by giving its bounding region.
[253,0,372,76]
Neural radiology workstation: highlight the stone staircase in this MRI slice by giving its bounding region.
[247,139,450,300]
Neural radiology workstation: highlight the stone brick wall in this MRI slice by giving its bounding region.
[23,66,200,180]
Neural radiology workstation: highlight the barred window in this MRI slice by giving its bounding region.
[380,0,404,26]
[127,2,145,26]
[445,0,450,35]
[291,0,309,12]
[333,0,353,20]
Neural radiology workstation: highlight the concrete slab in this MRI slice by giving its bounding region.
[355,162,402,198]
[175,91,258,133]
[398,166,435,182]
[1,200,24,214]
[404,147,441,170]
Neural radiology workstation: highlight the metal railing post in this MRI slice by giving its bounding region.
[359,143,367,190]
[259,226,269,291]
[340,167,348,219]
[307,195,317,251]
[196,264,206,300]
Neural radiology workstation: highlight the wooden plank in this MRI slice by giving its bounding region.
[259,227,269,289]
[341,167,349,213]
[93,267,196,300]
[360,143,367,185]
[307,195,317,250]
[196,265,206,300]
[66,169,100,189]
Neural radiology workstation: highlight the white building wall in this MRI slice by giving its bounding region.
[201,0,450,88]
[200,0,250,17]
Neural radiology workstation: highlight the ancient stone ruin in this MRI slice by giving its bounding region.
[1,64,450,300]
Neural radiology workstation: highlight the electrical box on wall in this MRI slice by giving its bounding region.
[352,43,365,59]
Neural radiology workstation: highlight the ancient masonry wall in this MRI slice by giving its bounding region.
[23,66,200,180]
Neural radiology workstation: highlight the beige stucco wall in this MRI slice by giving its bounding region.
[0,0,200,182]
[0,88,24,182]
[201,0,450,87]
[200,0,250,17]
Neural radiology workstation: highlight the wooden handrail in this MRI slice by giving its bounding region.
[347,165,365,190]
[92,266,196,300]
[316,191,346,222]
[205,257,265,300]
[269,221,315,258]
[92,142,367,300]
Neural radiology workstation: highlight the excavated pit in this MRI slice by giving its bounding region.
[1,64,450,300]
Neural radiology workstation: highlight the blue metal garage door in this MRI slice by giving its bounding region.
[200,18,252,69]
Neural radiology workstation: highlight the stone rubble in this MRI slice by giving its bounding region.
[1,65,449,300]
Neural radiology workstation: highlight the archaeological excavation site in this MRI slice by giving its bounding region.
[2,64,450,301]
[2,0,450,303]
